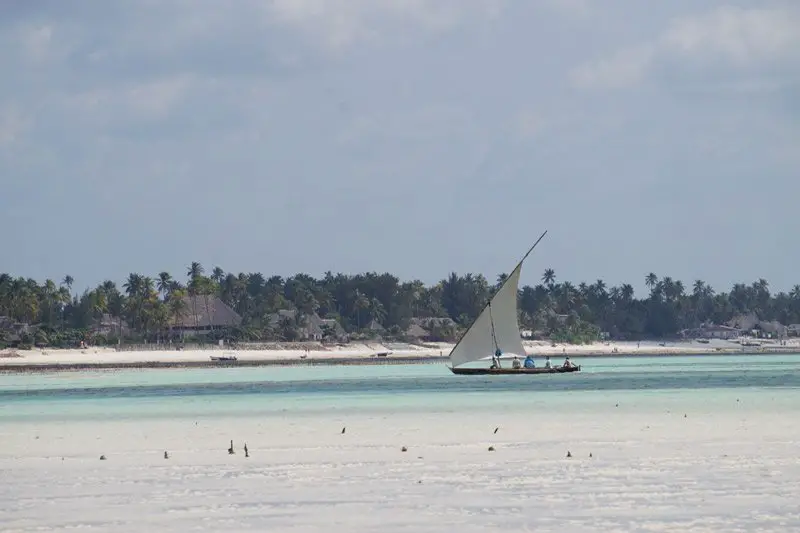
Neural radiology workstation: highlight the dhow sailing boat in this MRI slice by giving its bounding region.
[448,230,582,375]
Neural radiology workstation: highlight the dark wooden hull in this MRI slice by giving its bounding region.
[449,365,581,375]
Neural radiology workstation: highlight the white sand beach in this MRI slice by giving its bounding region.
[3,394,800,532]
[2,338,799,369]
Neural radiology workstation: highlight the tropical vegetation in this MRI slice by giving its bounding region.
[1,264,800,348]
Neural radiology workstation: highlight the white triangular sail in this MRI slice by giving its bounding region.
[448,231,546,369]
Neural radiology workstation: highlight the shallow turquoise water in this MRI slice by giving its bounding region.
[2,354,799,422]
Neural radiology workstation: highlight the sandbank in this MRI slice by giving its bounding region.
[3,394,800,531]
[1,338,798,372]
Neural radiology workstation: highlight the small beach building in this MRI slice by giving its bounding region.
[267,310,346,341]
[755,320,788,339]
[90,313,131,338]
[171,295,242,337]
[404,317,459,342]
[687,323,743,340]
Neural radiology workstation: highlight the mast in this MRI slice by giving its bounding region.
[448,230,548,367]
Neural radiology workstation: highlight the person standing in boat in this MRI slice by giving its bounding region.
[523,354,535,368]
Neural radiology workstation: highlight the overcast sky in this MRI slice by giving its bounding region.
[1,0,798,295]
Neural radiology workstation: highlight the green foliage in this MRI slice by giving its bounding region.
[2,268,800,346]
[33,329,49,347]
[550,319,601,345]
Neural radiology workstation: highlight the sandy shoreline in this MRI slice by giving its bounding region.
[1,339,798,372]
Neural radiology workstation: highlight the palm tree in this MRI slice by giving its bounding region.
[187,262,204,283]
[91,290,108,321]
[123,274,145,330]
[0,274,11,317]
[692,280,706,298]
[495,273,509,290]
[368,297,386,326]
[141,277,155,298]
[620,284,634,302]
[353,290,369,329]
[542,268,556,288]
[43,279,57,324]
[791,285,800,301]
[211,267,225,284]
[645,273,658,291]
[167,288,189,341]
[123,273,143,298]
[57,286,71,327]
[157,272,173,299]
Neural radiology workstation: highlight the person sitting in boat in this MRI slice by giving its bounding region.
[523,355,535,369]
[544,356,552,369]
[563,356,573,368]
[491,348,502,369]
[512,356,522,369]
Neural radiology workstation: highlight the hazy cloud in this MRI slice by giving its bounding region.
[265,0,505,50]
[572,6,800,89]
[0,1,798,294]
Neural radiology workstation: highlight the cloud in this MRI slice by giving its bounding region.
[0,0,507,140]
[264,0,505,50]
[571,6,800,89]
[1,0,799,294]
[541,0,593,18]
[570,45,654,89]
[512,109,549,140]
[63,75,193,123]
[663,6,800,65]
[0,104,29,146]
[20,24,52,62]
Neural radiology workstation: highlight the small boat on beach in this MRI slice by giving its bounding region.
[447,230,581,376]
[210,355,238,362]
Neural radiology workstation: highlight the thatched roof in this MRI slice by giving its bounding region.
[93,313,129,328]
[0,316,30,333]
[366,319,385,331]
[726,313,759,331]
[404,323,430,338]
[757,320,787,334]
[172,296,242,328]
[409,317,457,328]
[268,310,347,339]
[319,318,346,336]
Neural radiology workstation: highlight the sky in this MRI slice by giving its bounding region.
[1,0,799,296]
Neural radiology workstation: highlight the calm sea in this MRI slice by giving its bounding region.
[2,354,800,423]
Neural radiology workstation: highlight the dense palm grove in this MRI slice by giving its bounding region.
[1,263,800,348]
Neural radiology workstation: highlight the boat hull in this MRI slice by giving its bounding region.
[449,365,581,375]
